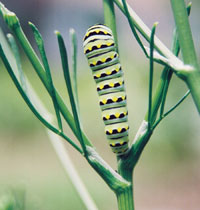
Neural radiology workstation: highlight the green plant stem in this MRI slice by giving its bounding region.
[170,0,200,113]
[0,44,82,154]
[0,6,93,146]
[113,0,183,67]
[103,0,118,49]
[121,0,148,57]
[170,0,197,67]
[69,28,79,111]
[148,23,157,129]
[30,22,63,132]
[116,185,134,210]
[56,31,87,155]
[117,165,134,210]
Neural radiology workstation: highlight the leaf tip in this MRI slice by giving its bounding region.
[69,28,75,35]
[188,2,192,8]
[54,30,61,36]
[153,21,159,28]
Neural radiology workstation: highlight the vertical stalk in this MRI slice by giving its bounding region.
[103,0,118,49]
[170,0,200,113]
[117,166,134,210]
[170,0,198,67]
[117,185,134,210]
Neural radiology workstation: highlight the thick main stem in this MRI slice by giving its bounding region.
[170,0,200,113]
[170,0,198,67]
[117,184,134,210]
[117,165,134,210]
[186,71,200,113]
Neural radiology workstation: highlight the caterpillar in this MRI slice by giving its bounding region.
[83,24,129,155]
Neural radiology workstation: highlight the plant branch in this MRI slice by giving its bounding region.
[113,0,184,67]
[170,0,197,67]
[29,22,63,132]
[0,44,82,154]
[170,0,200,113]
[102,0,118,50]
[153,90,191,129]
[148,23,157,130]
[121,0,148,57]
[48,131,99,210]
[56,31,87,155]
[0,3,93,146]
[70,28,79,112]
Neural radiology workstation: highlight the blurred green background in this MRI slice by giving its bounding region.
[0,0,200,209]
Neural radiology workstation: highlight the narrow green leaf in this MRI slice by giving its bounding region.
[69,28,79,113]
[7,33,27,92]
[121,0,148,57]
[56,31,87,155]
[163,90,190,118]
[0,4,93,149]
[0,44,82,154]
[148,22,158,130]
[29,22,63,132]
[153,90,190,130]
[159,2,192,118]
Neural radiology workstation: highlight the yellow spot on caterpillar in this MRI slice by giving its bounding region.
[117,128,122,132]
[88,47,92,51]
[107,42,112,46]
[93,61,97,65]
[96,74,101,78]
[108,129,113,134]
[104,31,108,35]
[106,115,110,120]
[119,81,123,85]
[110,55,114,59]
[109,83,114,87]
[102,99,107,104]
[122,96,125,100]
[113,97,118,102]
[101,58,107,63]
[124,112,127,115]
[97,44,101,48]
[112,143,115,146]
[116,67,119,72]
[107,71,111,75]
[115,113,120,118]
[96,30,100,33]
[125,126,129,130]
[86,32,89,37]
[120,141,124,145]
[99,85,104,90]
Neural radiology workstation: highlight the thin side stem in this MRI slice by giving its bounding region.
[70,28,79,112]
[7,34,27,91]
[30,22,63,132]
[56,31,87,155]
[48,131,98,210]
[0,5,93,145]
[0,44,82,154]
[121,0,148,57]
[113,0,183,67]
[148,23,157,129]
[153,90,191,129]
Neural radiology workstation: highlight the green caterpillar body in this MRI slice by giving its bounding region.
[83,24,129,155]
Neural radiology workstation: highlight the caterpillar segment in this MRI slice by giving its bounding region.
[83,24,130,155]
[92,63,122,83]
